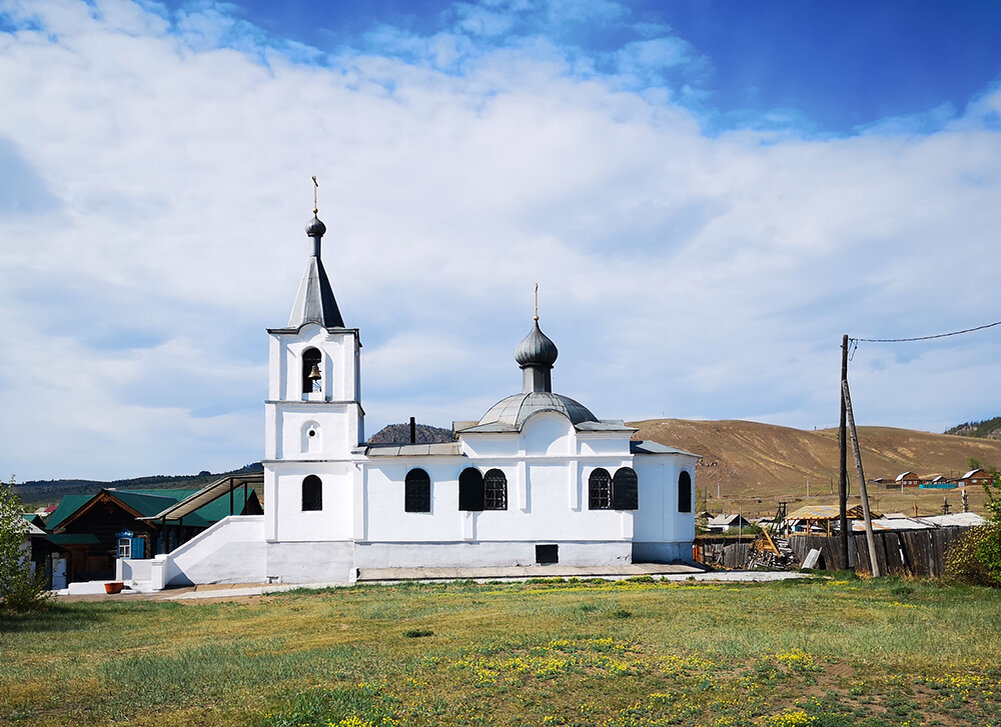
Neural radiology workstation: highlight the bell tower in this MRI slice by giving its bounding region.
[263,202,364,466]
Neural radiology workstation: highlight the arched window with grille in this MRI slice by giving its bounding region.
[458,467,484,511]
[405,468,431,513]
[612,467,639,510]
[483,469,507,510]
[301,347,322,394]
[678,471,692,513]
[588,468,612,510]
[302,475,322,511]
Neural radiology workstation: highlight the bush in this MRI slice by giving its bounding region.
[0,476,49,612]
[945,476,1001,587]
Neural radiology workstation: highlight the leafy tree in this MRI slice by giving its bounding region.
[0,475,49,611]
[967,457,982,471]
[946,475,1001,587]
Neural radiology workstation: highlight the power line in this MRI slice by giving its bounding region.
[851,319,1001,344]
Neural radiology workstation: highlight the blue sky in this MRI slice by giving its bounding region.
[1,0,1000,480]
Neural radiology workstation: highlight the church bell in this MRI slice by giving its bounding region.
[307,363,322,382]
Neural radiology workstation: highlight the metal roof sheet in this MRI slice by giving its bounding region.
[919,513,986,527]
[476,391,598,429]
[851,518,934,532]
[287,255,344,329]
[630,440,700,457]
[141,474,264,522]
[365,442,462,456]
[45,495,96,530]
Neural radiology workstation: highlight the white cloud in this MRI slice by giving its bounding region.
[1,0,999,480]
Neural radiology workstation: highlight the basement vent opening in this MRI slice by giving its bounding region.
[536,544,558,565]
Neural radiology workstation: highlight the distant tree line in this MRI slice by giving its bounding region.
[946,417,1001,440]
[15,462,264,506]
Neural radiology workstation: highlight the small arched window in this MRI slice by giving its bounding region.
[302,475,322,511]
[613,467,639,510]
[483,469,507,510]
[588,468,612,510]
[405,468,431,513]
[301,347,322,394]
[458,467,484,511]
[678,471,692,513]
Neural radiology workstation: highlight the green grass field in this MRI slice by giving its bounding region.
[3,576,1001,726]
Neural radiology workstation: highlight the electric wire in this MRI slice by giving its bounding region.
[851,319,1001,344]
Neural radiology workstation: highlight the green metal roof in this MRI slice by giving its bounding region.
[46,485,260,535]
[110,491,187,518]
[45,495,94,530]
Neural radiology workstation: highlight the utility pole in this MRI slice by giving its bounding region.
[839,334,850,568]
[842,379,881,577]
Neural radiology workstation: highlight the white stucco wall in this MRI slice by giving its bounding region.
[268,462,356,541]
[155,516,267,587]
[355,541,631,568]
[632,456,697,547]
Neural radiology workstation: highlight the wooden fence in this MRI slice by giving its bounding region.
[702,527,971,577]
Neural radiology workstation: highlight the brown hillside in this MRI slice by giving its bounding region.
[629,419,1001,516]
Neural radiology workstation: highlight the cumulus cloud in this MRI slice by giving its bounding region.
[0,0,999,480]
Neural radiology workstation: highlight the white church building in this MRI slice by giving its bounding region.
[127,212,698,589]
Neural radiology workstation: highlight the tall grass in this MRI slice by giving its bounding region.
[2,577,1000,726]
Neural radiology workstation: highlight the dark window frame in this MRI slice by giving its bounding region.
[483,469,508,511]
[302,474,323,511]
[612,467,639,510]
[588,468,612,510]
[678,470,692,513]
[405,468,432,513]
[458,467,484,511]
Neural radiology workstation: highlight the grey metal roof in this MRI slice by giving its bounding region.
[577,420,636,432]
[515,321,558,368]
[288,255,345,329]
[630,440,700,457]
[463,391,599,432]
[364,442,462,457]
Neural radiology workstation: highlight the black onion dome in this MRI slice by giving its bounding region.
[515,320,558,368]
[305,215,326,237]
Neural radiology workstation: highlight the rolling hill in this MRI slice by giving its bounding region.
[629,419,1001,516]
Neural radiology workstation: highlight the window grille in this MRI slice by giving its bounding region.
[588,468,612,509]
[405,468,431,512]
[483,469,507,510]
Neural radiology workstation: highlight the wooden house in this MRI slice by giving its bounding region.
[45,477,262,583]
[958,469,994,488]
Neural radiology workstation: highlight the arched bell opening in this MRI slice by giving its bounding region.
[301,347,322,394]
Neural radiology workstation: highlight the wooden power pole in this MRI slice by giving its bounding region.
[839,335,850,568]
[842,379,881,577]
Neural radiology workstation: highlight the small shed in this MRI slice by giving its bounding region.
[706,513,753,533]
